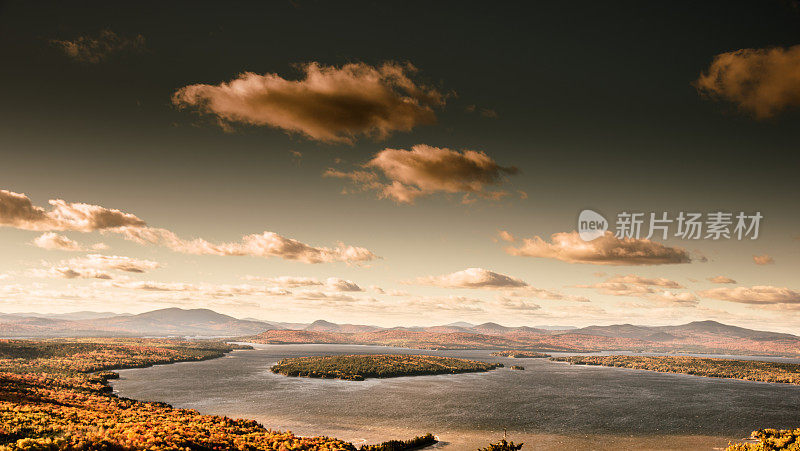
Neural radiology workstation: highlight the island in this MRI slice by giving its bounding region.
[270,354,502,380]
[550,355,800,385]
[491,351,551,358]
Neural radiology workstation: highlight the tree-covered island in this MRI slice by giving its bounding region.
[271,354,502,380]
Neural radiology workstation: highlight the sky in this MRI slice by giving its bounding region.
[0,1,799,332]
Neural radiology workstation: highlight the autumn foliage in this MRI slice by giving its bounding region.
[0,338,358,450]
[551,355,800,385]
[271,354,501,380]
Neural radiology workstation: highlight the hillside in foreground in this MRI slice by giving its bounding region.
[0,338,432,450]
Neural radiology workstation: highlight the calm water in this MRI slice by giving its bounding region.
[111,344,800,450]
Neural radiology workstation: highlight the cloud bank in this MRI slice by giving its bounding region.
[116,227,377,264]
[326,144,518,204]
[506,231,692,265]
[1,189,378,265]
[173,62,444,143]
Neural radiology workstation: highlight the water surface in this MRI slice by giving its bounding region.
[111,344,800,450]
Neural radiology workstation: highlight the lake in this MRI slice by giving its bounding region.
[110,344,800,450]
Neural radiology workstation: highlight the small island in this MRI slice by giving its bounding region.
[271,354,502,381]
[491,351,551,358]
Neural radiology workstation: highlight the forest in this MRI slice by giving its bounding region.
[0,338,434,450]
[726,428,800,450]
[550,355,800,385]
[271,354,502,380]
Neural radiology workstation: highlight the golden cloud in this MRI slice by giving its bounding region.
[507,231,692,265]
[172,62,444,143]
[326,144,518,204]
[695,44,800,118]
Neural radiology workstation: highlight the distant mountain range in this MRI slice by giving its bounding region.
[1,308,798,356]
[0,308,279,337]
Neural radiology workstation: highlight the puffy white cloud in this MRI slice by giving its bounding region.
[326,144,518,204]
[172,62,444,143]
[506,231,692,265]
[695,44,800,118]
[708,275,737,284]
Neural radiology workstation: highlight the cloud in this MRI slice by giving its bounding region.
[603,274,684,288]
[497,230,516,243]
[1,189,377,265]
[495,296,541,312]
[326,144,518,204]
[695,44,800,118]
[116,227,377,264]
[50,30,145,63]
[414,267,589,302]
[0,189,146,232]
[708,275,737,284]
[506,231,692,265]
[32,232,83,251]
[404,295,487,313]
[699,285,800,305]
[415,268,528,289]
[291,290,366,303]
[577,274,697,306]
[32,254,160,280]
[101,281,291,298]
[242,275,362,292]
[172,62,444,143]
[753,254,775,265]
